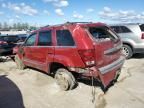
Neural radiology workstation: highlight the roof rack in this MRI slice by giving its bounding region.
[40,21,93,29]
[109,23,141,26]
[65,21,93,24]
[40,25,50,29]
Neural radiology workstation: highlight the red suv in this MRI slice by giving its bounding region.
[15,22,125,90]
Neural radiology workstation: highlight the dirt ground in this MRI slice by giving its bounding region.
[0,54,144,108]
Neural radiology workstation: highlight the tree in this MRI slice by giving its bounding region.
[23,23,29,30]
[3,22,8,29]
[17,22,21,30]
[13,23,17,29]
[0,22,2,29]
[0,22,36,30]
[29,26,37,31]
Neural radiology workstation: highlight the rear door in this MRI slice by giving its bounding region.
[88,26,123,86]
[54,28,82,67]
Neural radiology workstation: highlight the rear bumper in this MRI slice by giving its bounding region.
[133,48,144,54]
[69,56,125,75]
[132,43,144,53]
[98,56,125,75]
[73,55,125,88]
[97,56,125,87]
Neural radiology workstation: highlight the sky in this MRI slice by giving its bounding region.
[0,0,144,26]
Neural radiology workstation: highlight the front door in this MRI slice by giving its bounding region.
[32,30,54,72]
[23,33,37,67]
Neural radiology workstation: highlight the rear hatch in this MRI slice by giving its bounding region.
[87,25,124,87]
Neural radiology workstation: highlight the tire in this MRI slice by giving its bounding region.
[122,45,133,59]
[15,55,26,70]
[55,68,77,91]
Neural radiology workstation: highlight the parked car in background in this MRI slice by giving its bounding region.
[0,34,27,56]
[15,22,125,91]
[110,23,144,59]
[0,37,16,56]
[0,34,27,43]
[0,38,8,56]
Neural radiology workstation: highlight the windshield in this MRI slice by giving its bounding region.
[88,26,119,42]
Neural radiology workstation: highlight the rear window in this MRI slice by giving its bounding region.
[88,27,119,41]
[1,36,19,43]
[140,24,144,31]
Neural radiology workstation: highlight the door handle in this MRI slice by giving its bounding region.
[23,52,25,56]
[48,52,53,54]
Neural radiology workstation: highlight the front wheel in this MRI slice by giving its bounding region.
[55,68,77,91]
[122,45,133,59]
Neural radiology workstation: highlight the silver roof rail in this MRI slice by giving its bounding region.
[40,22,93,28]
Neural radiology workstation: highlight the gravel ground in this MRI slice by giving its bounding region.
[0,54,144,108]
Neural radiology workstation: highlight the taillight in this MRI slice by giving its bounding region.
[78,49,95,66]
[0,41,7,45]
[141,33,144,39]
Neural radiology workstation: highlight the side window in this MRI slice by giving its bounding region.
[56,30,75,46]
[120,26,131,33]
[110,26,121,33]
[25,33,36,46]
[38,31,52,46]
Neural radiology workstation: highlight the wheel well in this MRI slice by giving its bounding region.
[50,62,65,74]
[49,62,79,78]
[123,43,133,52]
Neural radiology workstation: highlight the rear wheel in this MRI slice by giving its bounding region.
[15,55,26,70]
[55,68,77,91]
[122,45,133,59]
